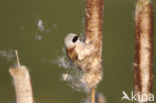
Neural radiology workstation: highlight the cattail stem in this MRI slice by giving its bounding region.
[91,88,96,103]
[15,50,20,67]
[134,0,154,102]
[9,50,34,103]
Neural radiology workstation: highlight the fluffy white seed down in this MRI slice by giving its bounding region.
[81,72,102,89]
[64,33,103,91]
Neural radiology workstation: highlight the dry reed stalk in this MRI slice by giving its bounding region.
[134,0,154,102]
[85,0,104,103]
[91,88,96,103]
[9,50,34,103]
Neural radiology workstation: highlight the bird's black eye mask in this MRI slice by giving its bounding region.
[72,36,79,43]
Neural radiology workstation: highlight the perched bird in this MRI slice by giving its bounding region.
[64,33,94,72]
[64,33,102,89]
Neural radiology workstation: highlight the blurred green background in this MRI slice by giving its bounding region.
[0,0,155,103]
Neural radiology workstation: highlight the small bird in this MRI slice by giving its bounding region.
[64,33,94,72]
[64,33,103,89]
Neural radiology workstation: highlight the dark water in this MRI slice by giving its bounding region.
[0,0,156,103]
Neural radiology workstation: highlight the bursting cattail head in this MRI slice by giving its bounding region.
[64,33,103,91]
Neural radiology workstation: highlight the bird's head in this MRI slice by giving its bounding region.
[64,33,80,49]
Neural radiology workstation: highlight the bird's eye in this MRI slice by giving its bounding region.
[72,36,79,43]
